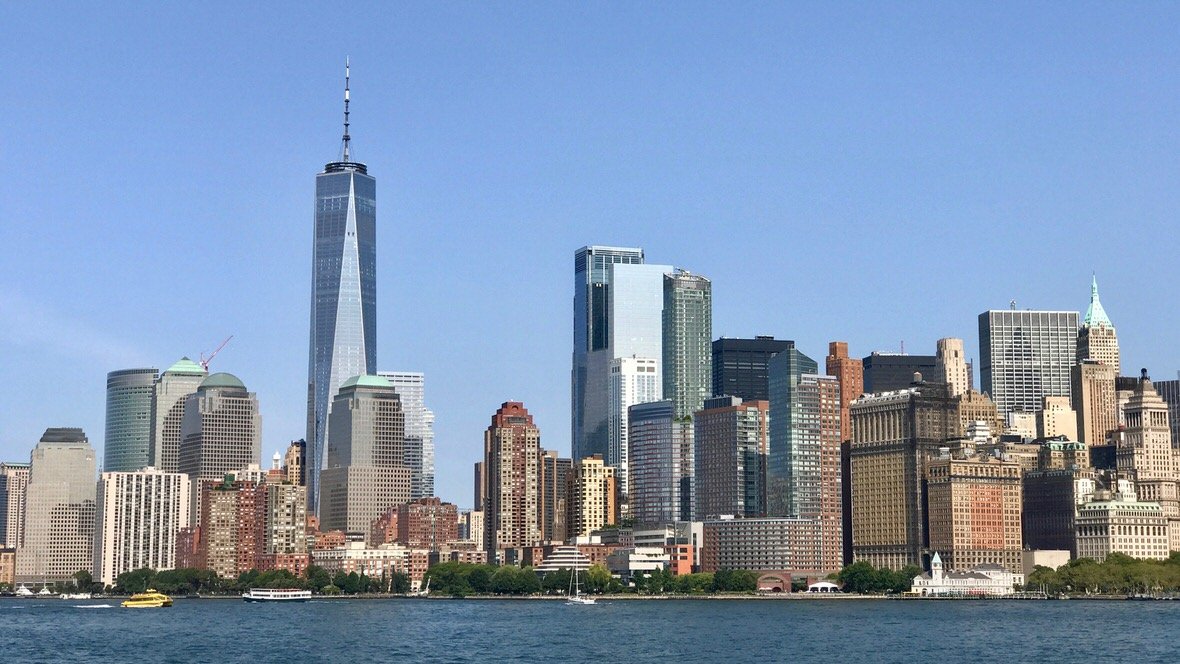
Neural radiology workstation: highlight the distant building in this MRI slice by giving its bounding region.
[606,546,670,583]
[825,341,864,443]
[378,372,436,501]
[538,451,572,543]
[935,338,971,397]
[0,549,13,587]
[862,352,937,394]
[283,440,306,486]
[607,356,661,501]
[1116,370,1180,549]
[711,336,795,402]
[319,375,411,536]
[569,455,618,539]
[910,552,1022,597]
[312,541,429,585]
[956,390,1004,439]
[701,516,829,576]
[1076,276,1119,374]
[925,454,1023,573]
[1075,488,1168,562]
[104,368,159,472]
[766,346,818,517]
[663,270,712,419]
[94,468,190,585]
[15,429,97,584]
[149,357,207,473]
[1037,396,1078,440]
[397,497,458,549]
[978,308,1079,416]
[484,402,541,554]
[792,374,844,573]
[196,477,264,579]
[1150,379,1180,455]
[1072,360,1117,447]
[1022,467,1097,557]
[628,400,694,525]
[0,463,30,549]
[694,397,768,519]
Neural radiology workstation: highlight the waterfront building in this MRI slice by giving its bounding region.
[261,482,308,567]
[196,477,264,579]
[701,516,829,576]
[397,497,458,549]
[606,546,670,582]
[712,336,795,402]
[1075,487,1169,562]
[935,338,971,397]
[1037,396,1078,440]
[571,245,647,464]
[1076,276,1120,374]
[378,372,436,500]
[862,352,937,394]
[149,357,207,473]
[15,429,96,584]
[910,552,1022,597]
[307,62,378,515]
[608,356,661,501]
[178,372,262,524]
[1117,370,1180,549]
[538,451,571,543]
[319,375,410,536]
[104,368,158,472]
[1072,360,1118,447]
[0,462,30,549]
[825,341,864,443]
[925,454,1023,573]
[694,396,768,519]
[848,382,959,569]
[483,402,541,554]
[1022,467,1097,557]
[633,522,703,573]
[978,308,1079,416]
[766,346,818,517]
[311,541,429,585]
[531,545,592,573]
[0,549,13,587]
[794,374,844,573]
[569,455,618,539]
[93,468,190,585]
[663,270,712,419]
[628,400,694,525]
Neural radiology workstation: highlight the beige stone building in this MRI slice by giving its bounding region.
[926,454,1023,573]
[569,455,618,538]
[935,338,971,398]
[1072,360,1118,447]
[1117,370,1180,550]
[1037,396,1078,440]
[15,429,96,585]
[0,462,29,549]
[319,375,411,535]
[1075,488,1168,562]
[1076,275,1120,375]
[150,357,207,473]
[956,390,1004,439]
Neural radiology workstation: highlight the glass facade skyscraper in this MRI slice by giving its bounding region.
[663,270,712,419]
[307,65,377,514]
[104,368,159,472]
[767,345,818,517]
[378,371,436,500]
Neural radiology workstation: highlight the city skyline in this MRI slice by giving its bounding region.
[4,5,1180,506]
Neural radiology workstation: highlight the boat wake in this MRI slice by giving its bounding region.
[75,604,115,609]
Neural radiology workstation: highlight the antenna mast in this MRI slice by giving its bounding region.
[342,57,351,162]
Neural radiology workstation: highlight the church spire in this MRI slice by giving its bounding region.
[1083,273,1113,329]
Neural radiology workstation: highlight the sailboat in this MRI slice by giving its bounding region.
[566,566,596,605]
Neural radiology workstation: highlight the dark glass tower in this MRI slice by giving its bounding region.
[307,60,377,514]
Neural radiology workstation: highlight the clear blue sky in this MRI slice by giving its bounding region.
[2,3,1179,506]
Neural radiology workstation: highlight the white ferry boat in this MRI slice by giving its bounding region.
[242,588,312,602]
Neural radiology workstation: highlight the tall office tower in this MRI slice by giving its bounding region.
[1076,276,1119,374]
[538,450,572,543]
[1023,466,1097,557]
[571,246,646,463]
[1154,379,1180,452]
[282,440,306,486]
[767,345,819,517]
[826,342,864,443]
[694,396,769,519]
[848,382,959,569]
[0,463,30,549]
[1117,369,1180,550]
[711,336,794,402]
[178,373,262,524]
[926,454,1023,573]
[979,308,1079,416]
[93,468,190,585]
[663,270,712,419]
[104,368,159,472]
[15,429,96,584]
[794,374,844,573]
[319,375,410,535]
[150,357,207,473]
[307,61,378,515]
[378,372,436,500]
[608,356,661,502]
[569,455,618,538]
[483,402,541,556]
[628,400,694,525]
[934,338,970,397]
[861,352,938,394]
[1037,396,1078,440]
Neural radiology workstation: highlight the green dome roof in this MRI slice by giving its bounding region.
[165,357,207,375]
[340,374,393,389]
[199,372,246,391]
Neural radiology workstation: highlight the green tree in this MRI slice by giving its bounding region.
[305,565,331,593]
[115,568,157,594]
[542,568,572,594]
[389,572,411,594]
[584,565,612,594]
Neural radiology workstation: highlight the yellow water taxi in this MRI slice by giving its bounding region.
[121,589,173,608]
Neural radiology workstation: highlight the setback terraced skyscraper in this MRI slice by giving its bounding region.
[307,61,377,514]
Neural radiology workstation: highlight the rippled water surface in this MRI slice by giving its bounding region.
[1,597,1174,663]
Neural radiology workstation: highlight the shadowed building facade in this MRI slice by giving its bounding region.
[484,402,541,557]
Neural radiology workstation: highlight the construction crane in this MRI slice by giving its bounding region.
[200,335,233,372]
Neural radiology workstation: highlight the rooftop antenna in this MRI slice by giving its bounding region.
[900,340,905,354]
[1009,299,1017,310]
[342,57,352,162]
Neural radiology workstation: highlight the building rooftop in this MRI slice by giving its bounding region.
[1083,275,1114,329]
[165,357,207,375]
[199,372,246,391]
[340,374,393,390]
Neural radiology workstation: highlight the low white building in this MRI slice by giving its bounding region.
[911,552,1023,597]
[606,546,669,582]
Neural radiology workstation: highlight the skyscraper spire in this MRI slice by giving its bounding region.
[342,57,352,162]
[1083,273,1113,329]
